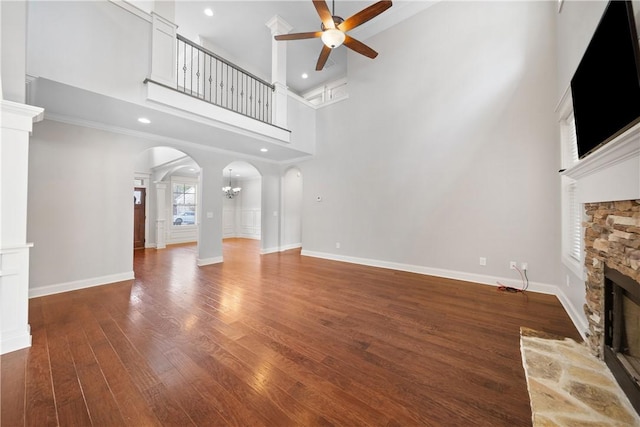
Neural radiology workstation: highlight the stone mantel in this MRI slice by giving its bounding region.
[561,121,640,204]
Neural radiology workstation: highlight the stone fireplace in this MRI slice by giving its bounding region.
[561,118,640,413]
[583,200,640,413]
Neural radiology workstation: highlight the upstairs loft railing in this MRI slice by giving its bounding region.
[176,34,274,125]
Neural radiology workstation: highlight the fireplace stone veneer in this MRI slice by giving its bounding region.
[584,200,640,356]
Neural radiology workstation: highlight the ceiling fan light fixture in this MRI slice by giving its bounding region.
[321,28,345,48]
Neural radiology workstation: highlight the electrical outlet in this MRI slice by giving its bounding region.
[510,261,517,270]
[521,262,528,271]
[479,257,487,266]
[336,242,341,249]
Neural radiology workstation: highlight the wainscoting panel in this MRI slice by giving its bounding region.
[223,208,235,238]
[239,209,261,239]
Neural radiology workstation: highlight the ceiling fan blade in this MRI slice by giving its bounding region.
[343,35,378,59]
[338,1,392,32]
[316,45,332,70]
[313,0,335,29]
[275,31,323,41]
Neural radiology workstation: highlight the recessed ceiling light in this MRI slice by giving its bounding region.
[260,148,268,152]
[138,117,151,124]
[204,8,214,17]
[301,73,308,79]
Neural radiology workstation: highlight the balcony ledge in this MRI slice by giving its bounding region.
[145,80,290,144]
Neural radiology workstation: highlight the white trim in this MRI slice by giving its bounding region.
[287,89,350,110]
[146,81,291,143]
[260,246,281,255]
[108,0,152,23]
[1,326,32,355]
[197,256,223,266]
[562,253,585,281]
[279,243,301,252]
[300,250,560,295]
[561,121,640,181]
[555,288,589,340]
[29,271,135,298]
[1,100,44,132]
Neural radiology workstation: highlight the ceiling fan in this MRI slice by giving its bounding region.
[274,0,393,71]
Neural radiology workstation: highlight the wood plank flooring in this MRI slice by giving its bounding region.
[1,238,581,426]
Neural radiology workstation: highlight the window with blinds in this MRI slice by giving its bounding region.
[561,111,583,271]
[567,181,582,261]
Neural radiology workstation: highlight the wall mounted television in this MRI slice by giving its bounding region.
[571,0,640,159]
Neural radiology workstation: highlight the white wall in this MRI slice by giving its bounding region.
[25,119,285,294]
[302,1,563,291]
[26,1,151,102]
[287,95,316,155]
[27,120,138,293]
[1,1,27,102]
[555,0,607,100]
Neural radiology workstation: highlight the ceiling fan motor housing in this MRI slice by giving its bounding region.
[321,16,344,31]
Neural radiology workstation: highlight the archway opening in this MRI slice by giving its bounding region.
[134,147,201,250]
[221,161,262,247]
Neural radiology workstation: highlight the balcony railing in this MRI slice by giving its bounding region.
[176,34,274,124]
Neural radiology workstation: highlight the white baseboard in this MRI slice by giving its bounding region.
[300,249,586,324]
[29,271,135,298]
[280,243,302,252]
[0,325,32,355]
[555,288,589,340]
[197,256,223,266]
[145,242,156,248]
[260,246,280,255]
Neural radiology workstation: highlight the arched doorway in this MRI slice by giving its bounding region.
[221,161,262,243]
[134,147,201,250]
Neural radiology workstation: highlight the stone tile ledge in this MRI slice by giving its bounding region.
[520,327,640,426]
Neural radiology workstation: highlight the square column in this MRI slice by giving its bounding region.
[266,15,293,129]
[1,100,44,355]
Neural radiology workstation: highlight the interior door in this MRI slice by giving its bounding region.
[133,187,146,249]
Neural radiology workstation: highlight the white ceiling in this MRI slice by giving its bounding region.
[171,1,438,94]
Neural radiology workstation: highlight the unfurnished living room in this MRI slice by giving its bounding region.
[1,0,640,425]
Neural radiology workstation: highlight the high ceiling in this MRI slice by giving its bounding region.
[169,1,437,94]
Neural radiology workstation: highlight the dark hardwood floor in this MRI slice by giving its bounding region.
[1,238,581,426]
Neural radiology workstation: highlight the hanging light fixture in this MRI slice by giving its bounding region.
[321,0,345,49]
[222,168,241,199]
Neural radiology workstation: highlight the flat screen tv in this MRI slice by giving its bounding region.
[571,0,640,159]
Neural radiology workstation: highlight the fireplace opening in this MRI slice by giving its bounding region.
[604,267,640,414]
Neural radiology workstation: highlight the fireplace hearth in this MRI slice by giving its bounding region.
[604,267,640,414]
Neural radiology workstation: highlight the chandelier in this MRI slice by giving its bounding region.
[222,168,241,199]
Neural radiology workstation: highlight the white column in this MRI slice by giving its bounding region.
[150,12,178,87]
[266,15,293,129]
[0,100,44,355]
[155,182,167,249]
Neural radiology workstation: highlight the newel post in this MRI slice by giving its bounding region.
[150,12,177,87]
[266,15,292,129]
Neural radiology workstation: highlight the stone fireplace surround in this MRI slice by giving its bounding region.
[562,119,640,353]
[562,120,640,412]
[583,200,640,356]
